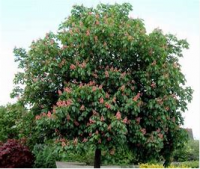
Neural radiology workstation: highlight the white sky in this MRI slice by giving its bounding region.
[0,0,199,139]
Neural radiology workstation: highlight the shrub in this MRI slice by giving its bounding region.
[101,148,136,166]
[0,139,34,168]
[178,161,199,168]
[173,140,199,162]
[33,144,61,168]
[139,163,189,168]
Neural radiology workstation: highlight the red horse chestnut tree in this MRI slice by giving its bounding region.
[12,3,192,168]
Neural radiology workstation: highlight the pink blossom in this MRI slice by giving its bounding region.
[165,107,169,111]
[74,120,79,126]
[70,64,76,70]
[86,30,90,36]
[99,97,104,104]
[151,60,156,65]
[151,82,156,88]
[120,85,125,91]
[95,20,100,25]
[112,97,116,103]
[41,112,46,116]
[92,73,98,78]
[62,141,66,147]
[47,111,51,118]
[107,124,111,131]
[92,110,98,116]
[158,133,163,139]
[89,80,95,86]
[136,117,141,124]
[156,128,161,133]
[89,118,95,124]
[50,39,55,45]
[122,117,128,124]
[105,103,111,109]
[107,137,111,141]
[35,115,41,120]
[58,90,62,95]
[82,138,88,143]
[133,93,140,101]
[99,85,103,89]
[116,111,121,120]
[80,62,86,68]
[61,45,67,50]
[73,138,78,145]
[141,128,146,135]
[66,99,72,106]
[92,86,97,92]
[105,92,110,98]
[64,87,71,93]
[80,105,85,111]
[100,116,105,122]
[45,33,49,38]
[120,72,126,78]
[105,71,109,78]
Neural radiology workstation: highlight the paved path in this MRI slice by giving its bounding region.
[56,162,138,168]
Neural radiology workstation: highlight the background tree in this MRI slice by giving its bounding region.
[12,3,193,167]
[0,102,26,142]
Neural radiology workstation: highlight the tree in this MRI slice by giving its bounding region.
[0,103,26,142]
[12,3,193,167]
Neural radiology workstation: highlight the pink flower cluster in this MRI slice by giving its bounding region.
[70,64,76,70]
[122,117,128,124]
[82,138,88,143]
[140,128,146,135]
[64,87,71,93]
[56,99,73,107]
[99,97,104,104]
[116,111,121,120]
[80,105,85,111]
[105,103,111,109]
[35,111,52,120]
[136,117,141,124]
[133,93,141,102]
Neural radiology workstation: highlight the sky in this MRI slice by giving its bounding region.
[0,0,199,139]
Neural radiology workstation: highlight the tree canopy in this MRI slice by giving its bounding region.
[12,3,193,167]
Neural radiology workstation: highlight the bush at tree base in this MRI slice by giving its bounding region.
[173,140,199,162]
[0,139,34,168]
[33,143,61,168]
[0,102,39,150]
[12,3,193,167]
[0,103,26,142]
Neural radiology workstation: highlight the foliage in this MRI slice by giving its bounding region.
[173,140,199,162]
[12,3,193,166]
[0,103,26,142]
[61,147,94,165]
[32,143,61,168]
[139,161,199,168]
[179,161,199,168]
[0,139,34,168]
[61,146,135,166]
[0,102,39,150]
[101,147,136,165]
[139,163,189,168]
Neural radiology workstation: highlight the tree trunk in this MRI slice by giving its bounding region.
[94,148,101,168]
